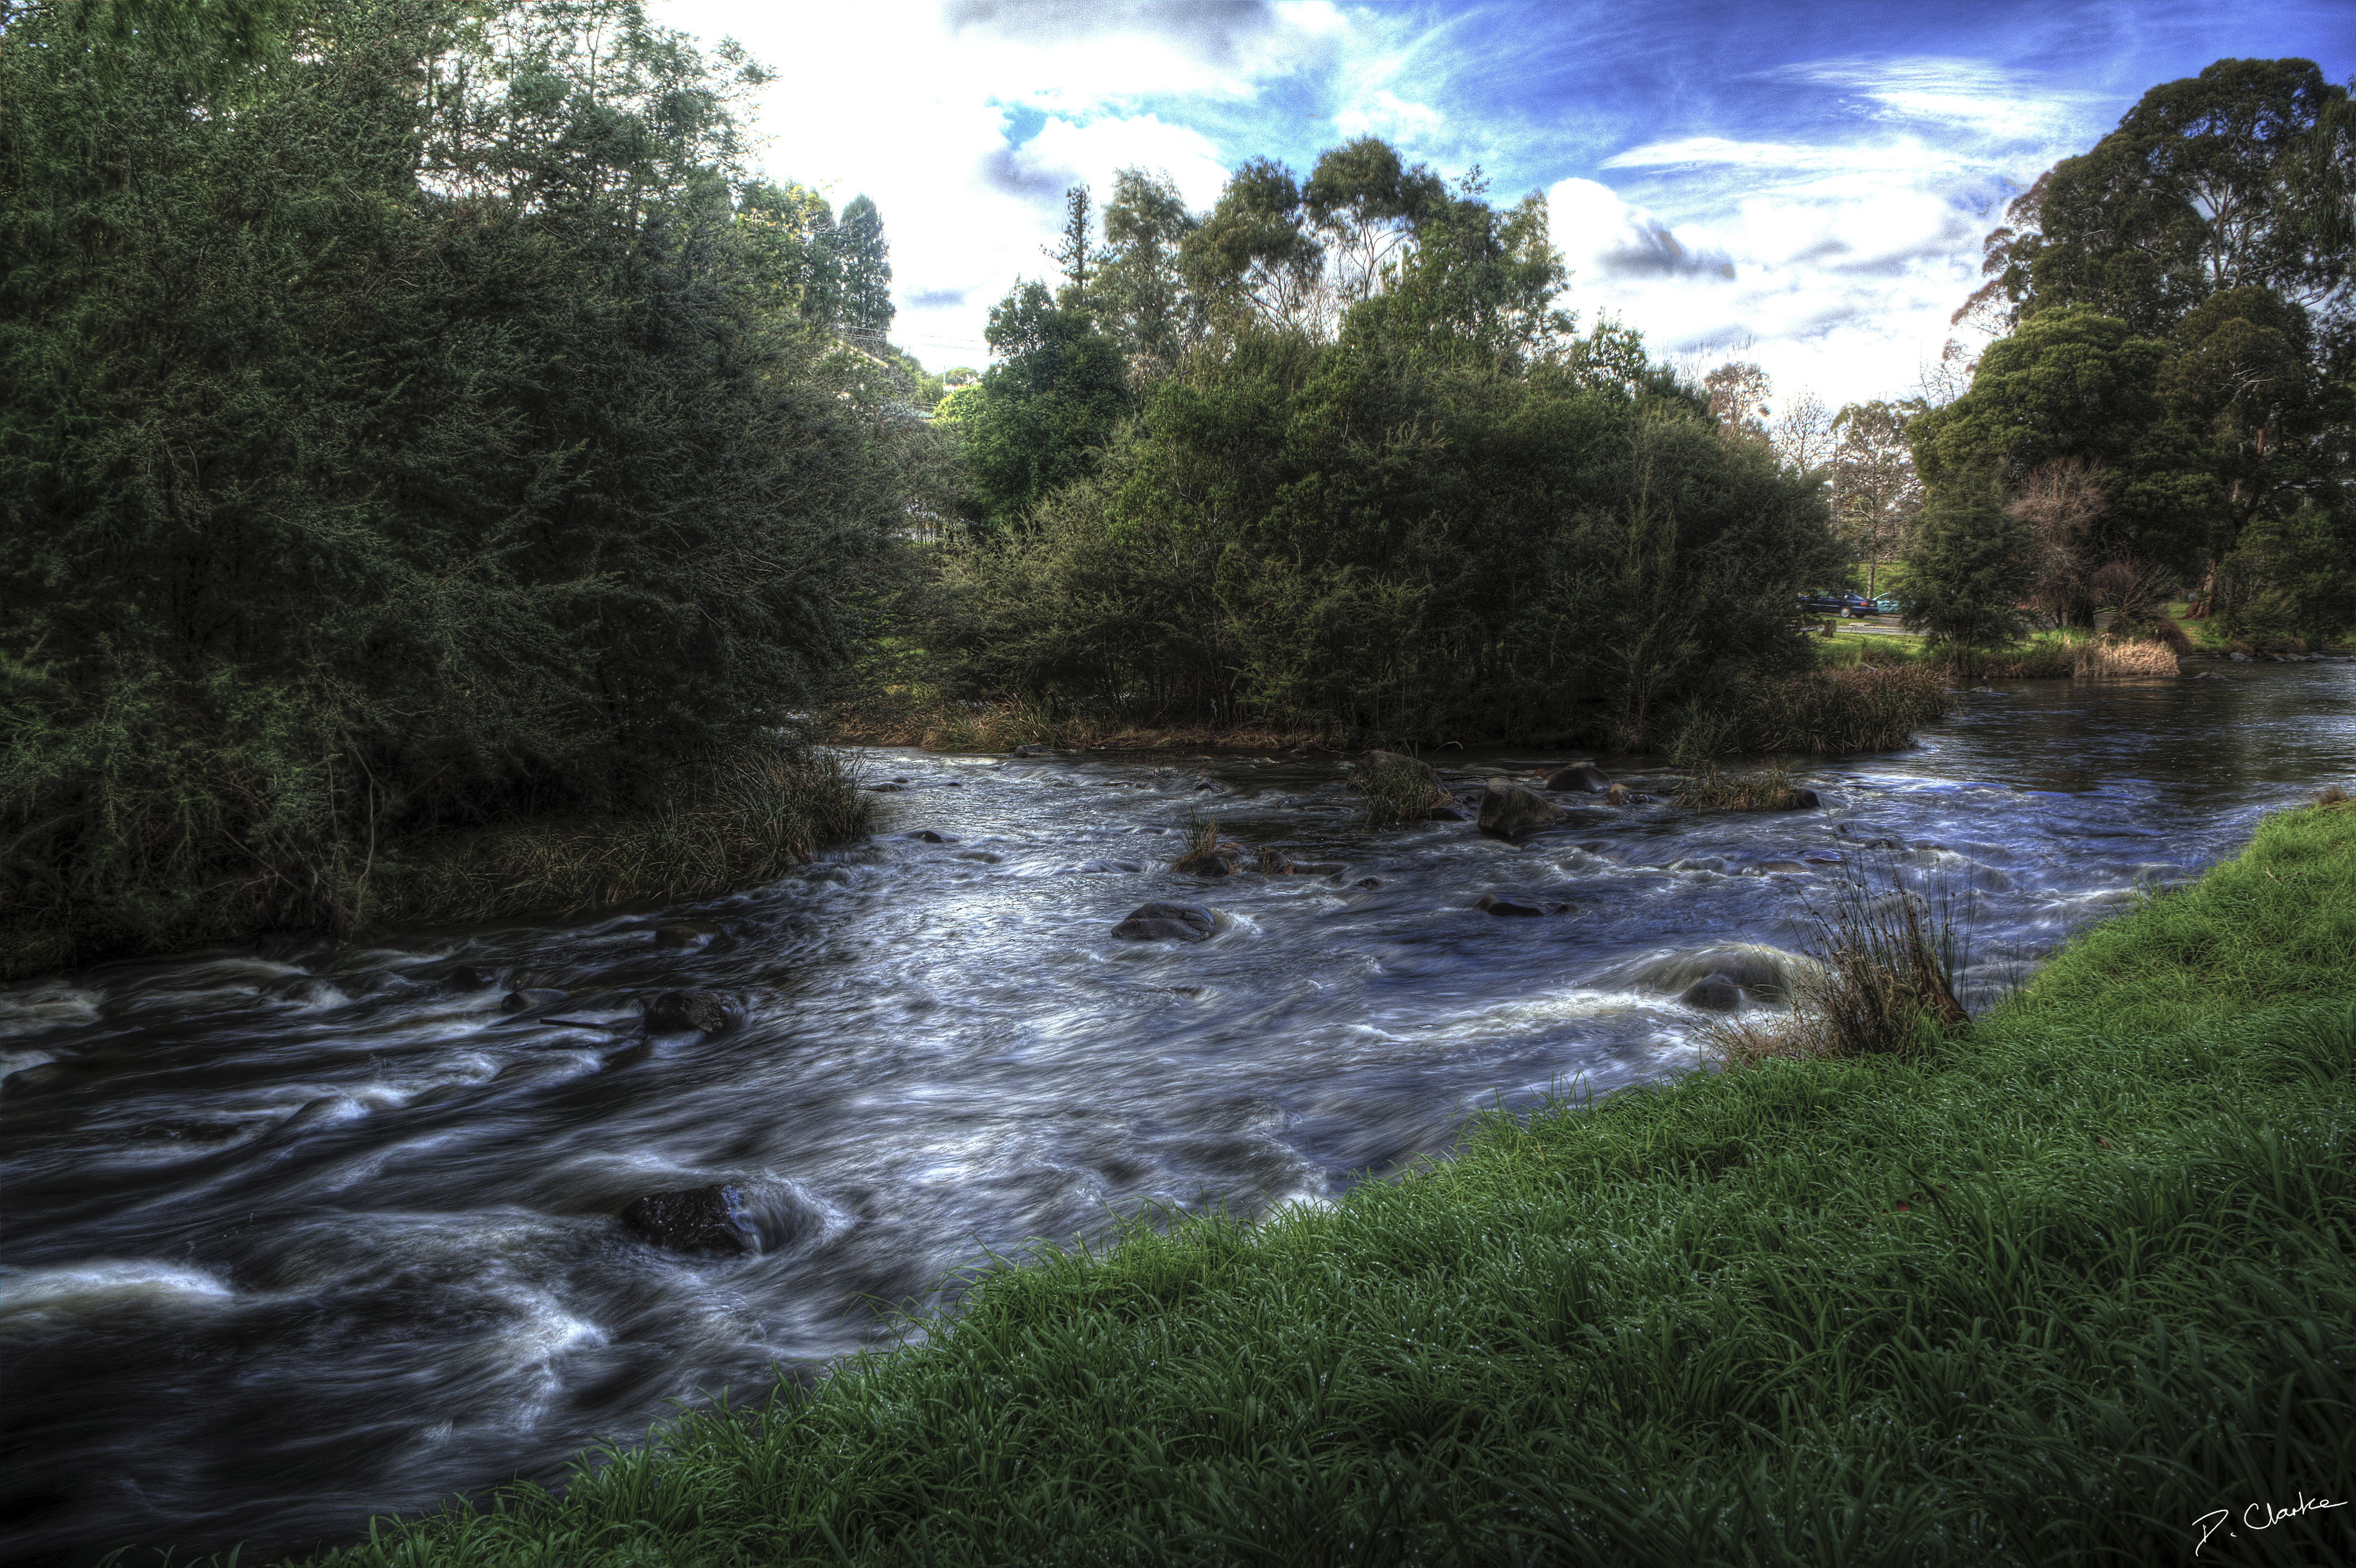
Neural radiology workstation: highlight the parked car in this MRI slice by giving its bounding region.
[1796,591,1869,618]
[1871,593,1908,617]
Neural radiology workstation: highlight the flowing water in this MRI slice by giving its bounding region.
[2,662,2351,1566]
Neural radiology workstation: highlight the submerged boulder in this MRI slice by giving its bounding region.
[1679,974,1745,1012]
[1546,762,1612,794]
[621,1185,760,1255]
[641,989,740,1034]
[653,924,714,949]
[1476,892,1551,918]
[1111,901,1217,942]
[1478,779,1563,836]
[499,988,569,1014]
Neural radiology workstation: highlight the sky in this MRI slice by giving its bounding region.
[658,0,2352,409]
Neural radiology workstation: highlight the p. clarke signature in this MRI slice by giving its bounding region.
[2195,1492,2347,1556]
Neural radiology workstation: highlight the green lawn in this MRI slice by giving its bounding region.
[301,803,2356,1567]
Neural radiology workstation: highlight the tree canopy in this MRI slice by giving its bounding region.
[0,0,932,959]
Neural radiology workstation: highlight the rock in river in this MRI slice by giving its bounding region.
[1111,901,1216,942]
[1476,892,1550,918]
[1679,974,1745,1011]
[642,989,740,1034]
[1545,762,1612,794]
[500,989,569,1014]
[621,1185,760,1255]
[1478,779,1562,835]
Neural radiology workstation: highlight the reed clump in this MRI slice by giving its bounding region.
[834,692,1336,755]
[1667,665,1952,763]
[359,747,871,929]
[1674,761,1806,812]
[1709,866,1970,1068]
[2069,637,2181,679]
[1353,752,1450,827]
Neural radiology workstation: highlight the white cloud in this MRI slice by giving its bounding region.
[658,0,1358,365]
[1334,88,1444,141]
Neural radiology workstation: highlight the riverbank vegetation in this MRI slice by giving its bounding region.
[291,805,2355,1566]
[0,1,934,979]
[1905,59,2354,658]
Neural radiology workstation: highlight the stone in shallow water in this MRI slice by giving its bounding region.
[1679,974,1745,1011]
[1111,901,1216,942]
[1477,892,1550,918]
[1546,762,1612,793]
[621,1185,760,1255]
[1478,780,1562,835]
[641,989,739,1034]
[499,988,568,1014]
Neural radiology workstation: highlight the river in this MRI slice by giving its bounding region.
[2,660,2349,1566]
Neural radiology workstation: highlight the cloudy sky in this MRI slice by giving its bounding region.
[660,0,2351,409]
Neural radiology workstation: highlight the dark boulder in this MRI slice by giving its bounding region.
[1012,743,1050,756]
[1478,779,1563,836]
[500,988,569,1014]
[1679,974,1745,1011]
[641,989,740,1034]
[1546,762,1612,794]
[910,830,957,844]
[1111,901,1216,942]
[1477,892,1550,918]
[621,1185,760,1255]
[1246,848,1297,875]
[1786,788,1822,809]
[653,924,714,949]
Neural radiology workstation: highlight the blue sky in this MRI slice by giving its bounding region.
[661,0,2352,406]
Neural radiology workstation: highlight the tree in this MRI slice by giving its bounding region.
[1703,362,1773,436]
[1907,306,2220,577]
[954,281,1130,533]
[1,0,924,962]
[1301,135,1447,303]
[1965,59,2352,338]
[1902,475,2038,646]
[1829,401,1921,597]
[2006,456,2112,627]
[1095,168,1200,383]
[1180,157,1327,334]
[1046,183,1094,303]
[833,194,893,334]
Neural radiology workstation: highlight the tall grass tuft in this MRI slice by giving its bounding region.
[1674,761,1806,811]
[1354,753,1449,827]
[2069,637,2180,679]
[1668,665,1952,763]
[1707,862,1971,1067]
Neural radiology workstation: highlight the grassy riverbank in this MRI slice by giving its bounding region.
[0,749,872,984]
[295,797,2356,1567]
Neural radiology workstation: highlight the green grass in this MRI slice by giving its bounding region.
[292,803,2356,1567]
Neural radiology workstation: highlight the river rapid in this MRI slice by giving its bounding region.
[2,661,2351,1566]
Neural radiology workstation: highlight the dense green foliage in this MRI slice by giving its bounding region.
[932,148,1840,749]
[1908,58,2355,648]
[296,802,2356,1566]
[0,0,931,972]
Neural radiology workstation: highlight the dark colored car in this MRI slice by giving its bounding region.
[1797,591,1869,618]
